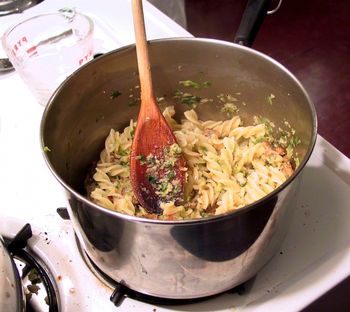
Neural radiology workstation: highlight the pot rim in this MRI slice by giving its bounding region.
[40,37,318,225]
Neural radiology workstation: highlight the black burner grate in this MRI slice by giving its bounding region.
[110,281,246,307]
[80,239,246,307]
[5,224,59,312]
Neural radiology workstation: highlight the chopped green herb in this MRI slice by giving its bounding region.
[289,135,301,148]
[147,175,157,184]
[43,146,51,153]
[118,147,128,156]
[181,94,202,106]
[110,90,122,99]
[169,143,182,156]
[160,181,168,192]
[128,99,139,107]
[253,136,266,144]
[257,116,275,134]
[167,171,176,179]
[266,94,276,105]
[179,80,211,89]
[294,157,300,168]
[199,146,208,153]
[286,145,293,158]
[173,90,202,107]
[136,154,147,164]
[220,103,239,117]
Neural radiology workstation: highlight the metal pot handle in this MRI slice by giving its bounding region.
[267,0,283,15]
[234,0,273,47]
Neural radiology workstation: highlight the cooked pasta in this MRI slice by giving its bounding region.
[86,106,295,220]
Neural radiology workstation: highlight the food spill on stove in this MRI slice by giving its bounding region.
[25,268,47,304]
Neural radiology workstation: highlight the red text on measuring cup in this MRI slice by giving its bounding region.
[11,36,28,56]
[79,49,93,66]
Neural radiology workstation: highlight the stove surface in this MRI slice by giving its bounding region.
[1,1,350,312]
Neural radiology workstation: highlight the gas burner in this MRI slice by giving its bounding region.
[73,233,246,307]
[0,0,44,16]
[5,224,59,312]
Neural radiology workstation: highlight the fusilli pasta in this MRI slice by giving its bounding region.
[87,107,294,220]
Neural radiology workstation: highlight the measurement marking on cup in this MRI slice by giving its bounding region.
[12,29,75,59]
[11,36,28,56]
[79,49,93,65]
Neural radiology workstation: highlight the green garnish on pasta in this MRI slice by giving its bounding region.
[87,106,296,220]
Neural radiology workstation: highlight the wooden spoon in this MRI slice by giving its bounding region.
[130,0,186,214]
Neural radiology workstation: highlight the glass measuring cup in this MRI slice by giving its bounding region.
[2,9,94,106]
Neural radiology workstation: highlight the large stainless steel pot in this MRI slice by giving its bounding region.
[40,37,317,299]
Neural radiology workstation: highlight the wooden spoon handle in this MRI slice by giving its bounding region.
[132,0,155,103]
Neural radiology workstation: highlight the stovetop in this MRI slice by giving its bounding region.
[1,1,350,311]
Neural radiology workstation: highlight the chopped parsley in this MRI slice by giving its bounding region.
[110,90,122,99]
[128,99,139,107]
[198,146,208,153]
[266,93,276,105]
[294,157,300,168]
[169,143,182,156]
[136,154,147,165]
[118,147,128,156]
[147,175,157,184]
[167,171,176,179]
[289,135,301,148]
[179,80,211,89]
[253,136,266,144]
[256,116,275,135]
[137,143,184,203]
[173,90,202,107]
[220,103,239,117]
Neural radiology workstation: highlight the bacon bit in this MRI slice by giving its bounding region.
[275,146,286,156]
[143,213,159,220]
[131,196,139,205]
[263,142,287,157]
[281,161,293,177]
[164,214,175,221]
[204,129,219,139]
[262,141,273,153]
[185,201,197,209]
[205,205,216,214]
